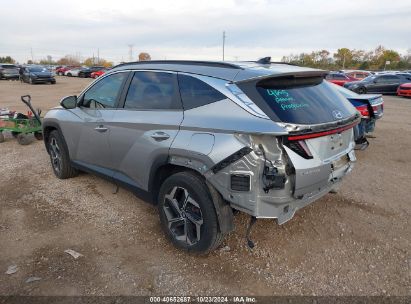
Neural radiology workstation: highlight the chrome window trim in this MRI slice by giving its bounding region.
[78,70,133,100]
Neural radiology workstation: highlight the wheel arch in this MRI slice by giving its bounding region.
[42,121,70,157]
[149,161,234,233]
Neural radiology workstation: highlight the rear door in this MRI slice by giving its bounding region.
[109,71,183,190]
[383,75,401,93]
[370,75,392,93]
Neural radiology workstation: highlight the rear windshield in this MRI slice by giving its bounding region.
[254,77,356,124]
[1,64,17,69]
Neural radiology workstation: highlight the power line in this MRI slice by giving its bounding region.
[222,31,226,61]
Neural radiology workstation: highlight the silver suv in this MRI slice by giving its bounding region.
[43,60,359,253]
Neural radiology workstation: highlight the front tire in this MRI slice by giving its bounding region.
[158,171,224,254]
[357,87,367,94]
[47,130,78,179]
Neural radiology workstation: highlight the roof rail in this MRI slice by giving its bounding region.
[112,60,242,70]
[239,60,298,66]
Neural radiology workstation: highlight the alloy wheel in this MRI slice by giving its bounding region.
[163,186,203,246]
[49,137,62,173]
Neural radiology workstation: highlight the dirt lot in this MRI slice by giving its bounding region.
[0,77,410,296]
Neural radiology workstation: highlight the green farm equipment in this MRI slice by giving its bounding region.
[0,95,42,145]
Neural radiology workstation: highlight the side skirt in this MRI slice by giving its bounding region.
[71,160,154,204]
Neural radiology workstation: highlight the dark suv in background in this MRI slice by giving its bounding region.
[0,64,19,80]
[344,74,411,94]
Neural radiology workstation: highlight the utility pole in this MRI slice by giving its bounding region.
[222,31,226,61]
[128,44,134,62]
[30,47,33,63]
[342,54,346,69]
[97,48,100,64]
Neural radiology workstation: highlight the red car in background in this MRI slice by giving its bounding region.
[90,68,108,78]
[397,83,411,97]
[325,72,357,86]
[56,66,80,76]
[345,70,371,80]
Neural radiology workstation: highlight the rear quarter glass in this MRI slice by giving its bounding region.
[256,79,356,124]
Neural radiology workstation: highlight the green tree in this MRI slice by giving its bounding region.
[333,48,353,69]
[83,57,113,67]
[56,55,80,66]
[0,56,16,63]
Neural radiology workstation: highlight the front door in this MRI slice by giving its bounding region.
[72,72,129,171]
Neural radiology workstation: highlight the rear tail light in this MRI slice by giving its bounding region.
[356,105,370,118]
[286,122,357,141]
[285,140,313,159]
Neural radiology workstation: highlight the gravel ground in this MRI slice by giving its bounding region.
[0,77,410,296]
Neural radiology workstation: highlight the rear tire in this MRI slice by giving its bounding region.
[157,171,225,254]
[47,130,78,179]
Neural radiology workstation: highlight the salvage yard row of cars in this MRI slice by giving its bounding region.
[40,59,393,254]
[55,65,109,78]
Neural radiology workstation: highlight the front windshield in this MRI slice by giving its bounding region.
[330,82,359,98]
[29,66,47,72]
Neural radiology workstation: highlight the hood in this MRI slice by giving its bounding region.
[32,71,52,76]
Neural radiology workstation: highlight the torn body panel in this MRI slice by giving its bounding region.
[205,131,355,224]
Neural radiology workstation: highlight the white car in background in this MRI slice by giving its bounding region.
[65,67,84,77]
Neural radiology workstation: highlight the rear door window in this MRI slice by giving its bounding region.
[124,71,181,110]
[253,78,356,124]
[177,74,227,110]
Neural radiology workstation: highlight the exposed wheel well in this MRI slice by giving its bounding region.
[150,164,205,205]
[43,126,57,152]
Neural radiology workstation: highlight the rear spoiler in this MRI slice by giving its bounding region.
[234,70,329,85]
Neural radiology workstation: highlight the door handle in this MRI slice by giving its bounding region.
[94,125,108,132]
[151,132,170,141]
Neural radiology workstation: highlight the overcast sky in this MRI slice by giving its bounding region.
[1,0,410,64]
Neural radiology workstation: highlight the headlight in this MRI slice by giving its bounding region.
[350,84,359,89]
[30,73,37,77]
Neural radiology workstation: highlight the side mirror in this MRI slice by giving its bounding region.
[60,95,77,109]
